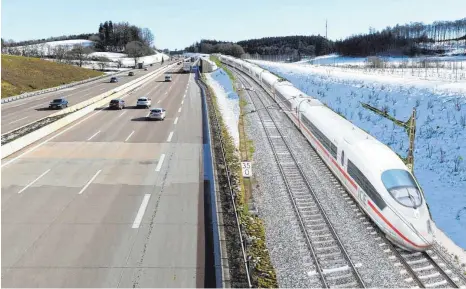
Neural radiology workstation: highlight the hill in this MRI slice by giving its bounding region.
[1,54,104,98]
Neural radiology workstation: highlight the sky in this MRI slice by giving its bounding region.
[1,0,466,50]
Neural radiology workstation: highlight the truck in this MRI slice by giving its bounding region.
[138,62,144,69]
[182,61,191,73]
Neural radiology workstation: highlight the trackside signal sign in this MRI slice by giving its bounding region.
[241,162,252,178]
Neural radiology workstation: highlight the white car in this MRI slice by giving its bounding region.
[136,97,151,108]
[147,108,166,120]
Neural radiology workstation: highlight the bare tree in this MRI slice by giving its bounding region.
[96,56,111,71]
[126,41,147,66]
[68,44,93,67]
[116,58,124,68]
[53,45,69,63]
[140,28,154,47]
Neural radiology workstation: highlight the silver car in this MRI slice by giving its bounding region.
[147,108,166,120]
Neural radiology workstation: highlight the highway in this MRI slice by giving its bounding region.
[1,61,176,133]
[1,68,205,287]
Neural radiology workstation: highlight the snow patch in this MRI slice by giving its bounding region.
[205,69,240,147]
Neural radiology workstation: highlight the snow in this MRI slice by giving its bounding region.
[10,39,170,68]
[13,39,95,53]
[249,59,466,254]
[205,68,240,147]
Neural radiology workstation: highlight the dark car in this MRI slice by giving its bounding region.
[109,98,125,110]
[128,71,135,76]
[49,98,68,109]
[110,77,118,83]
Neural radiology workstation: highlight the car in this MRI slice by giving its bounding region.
[110,77,118,83]
[144,67,148,71]
[165,74,172,82]
[109,98,125,110]
[147,108,166,120]
[128,71,135,76]
[136,97,152,108]
[49,98,68,109]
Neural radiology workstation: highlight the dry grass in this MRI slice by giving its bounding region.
[1,55,104,98]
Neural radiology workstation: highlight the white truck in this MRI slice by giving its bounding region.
[182,60,191,73]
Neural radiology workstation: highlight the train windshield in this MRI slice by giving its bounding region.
[381,169,422,208]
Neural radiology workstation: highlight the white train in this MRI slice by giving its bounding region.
[218,55,434,252]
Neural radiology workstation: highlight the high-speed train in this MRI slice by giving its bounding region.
[218,55,434,252]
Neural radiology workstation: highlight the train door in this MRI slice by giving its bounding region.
[337,138,348,181]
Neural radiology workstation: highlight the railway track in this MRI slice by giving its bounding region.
[234,70,366,288]
[229,65,466,289]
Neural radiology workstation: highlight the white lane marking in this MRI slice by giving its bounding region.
[174,117,179,125]
[183,94,186,98]
[87,131,101,141]
[8,116,29,124]
[125,130,135,142]
[118,111,127,117]
[78,169,102,194]
[155,154,166,172]
[1,107,104,168]
[18,169,51,194]
[132,194,151,228]
[157,99,161,104]
[178,107,181,113]
[181,100,184,105]
[167,131,174,142]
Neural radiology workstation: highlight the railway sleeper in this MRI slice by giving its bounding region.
[330,281,360,288]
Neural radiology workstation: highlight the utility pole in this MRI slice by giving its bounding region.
[360,102,417,173]
[325,19,328,39]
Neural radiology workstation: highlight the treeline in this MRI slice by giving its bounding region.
[335,18,466,56]
[185,40,245,57]
[238,35,332,57]
[91,20,154,52]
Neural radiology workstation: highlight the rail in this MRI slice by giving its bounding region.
[233,67,365,288]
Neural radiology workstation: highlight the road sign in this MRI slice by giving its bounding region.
[241,162,252,178]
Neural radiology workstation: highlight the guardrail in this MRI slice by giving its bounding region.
[1,63,175,160]
[196,69,224,288]
[1,69,129,104]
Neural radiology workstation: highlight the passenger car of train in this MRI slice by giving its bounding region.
[218,54,434,252]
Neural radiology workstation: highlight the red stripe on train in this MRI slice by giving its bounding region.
[367,200,429,249]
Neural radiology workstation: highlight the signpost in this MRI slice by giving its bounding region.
[241,162,252,178]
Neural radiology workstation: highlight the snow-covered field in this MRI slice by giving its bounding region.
[7,39,169,69]
[250,59,466,252]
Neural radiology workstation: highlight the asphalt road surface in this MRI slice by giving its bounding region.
[1,70,205,287]
[1,61,177,133]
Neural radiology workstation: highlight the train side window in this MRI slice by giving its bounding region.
[348,160,386,210]
[341,151,345,166]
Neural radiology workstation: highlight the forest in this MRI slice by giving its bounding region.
[185,18,466,58]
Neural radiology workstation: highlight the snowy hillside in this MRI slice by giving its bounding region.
[8,39,170,68]
[13,39,95,54]
[250,59,466,250]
